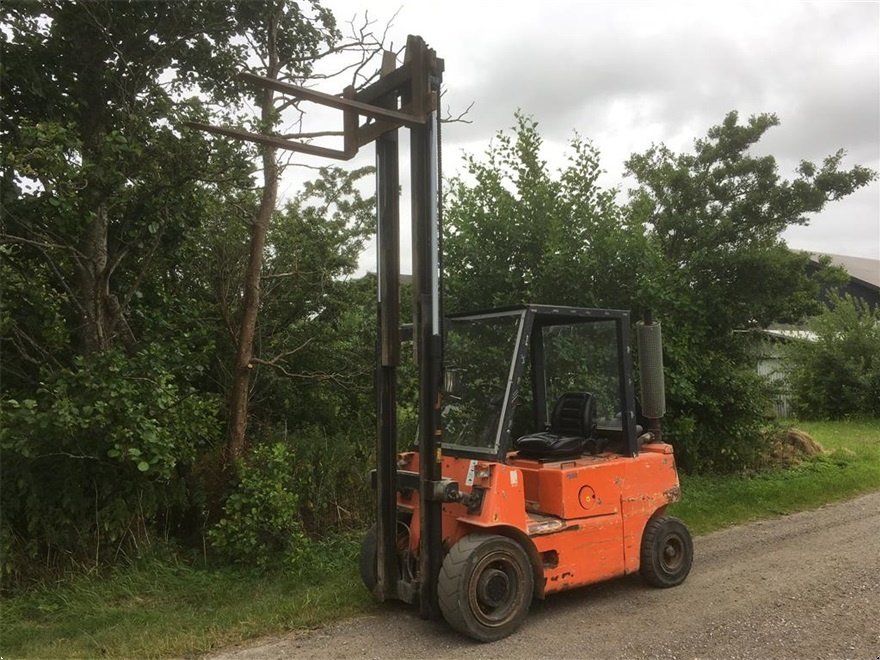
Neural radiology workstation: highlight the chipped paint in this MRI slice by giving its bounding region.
[407,443,682,596]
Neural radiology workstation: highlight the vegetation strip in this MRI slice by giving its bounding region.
[3,419,877,659]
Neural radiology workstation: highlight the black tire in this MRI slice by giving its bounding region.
[359,518,415,594]
[358,524,378,593]
[438,534,534,642]
[639,515,693,588]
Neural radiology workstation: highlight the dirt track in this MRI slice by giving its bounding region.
[210,491,880,659]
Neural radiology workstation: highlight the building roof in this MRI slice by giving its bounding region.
[734,327,817,342]
[810,252,880,289]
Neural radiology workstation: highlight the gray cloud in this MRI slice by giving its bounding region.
[317,0,879,261]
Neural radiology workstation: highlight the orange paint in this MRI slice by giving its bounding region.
[397,442,681,596]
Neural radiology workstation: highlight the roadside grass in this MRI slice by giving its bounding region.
[670,418,880,535]
[0,540,372,659]
[2,418,877,658]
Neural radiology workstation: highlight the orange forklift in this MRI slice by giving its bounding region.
[355,37,692,642]
[190,35,691,643]
[361,305,693,641]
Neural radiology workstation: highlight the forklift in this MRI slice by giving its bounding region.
[191,35,692,643]
[363,304,693,641]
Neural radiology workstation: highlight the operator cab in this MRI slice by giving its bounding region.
[441,305,641,462]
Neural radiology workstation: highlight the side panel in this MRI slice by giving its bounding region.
[532,514,625,594]
[620,444,681,573]
[514,456,628,594]
[403,446,681,596]
[527,460,623,519]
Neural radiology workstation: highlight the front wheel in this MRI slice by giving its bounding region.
[438,534,534,642]
[358,524,378,593]
[639,515,693,588]
[359,519,415,595]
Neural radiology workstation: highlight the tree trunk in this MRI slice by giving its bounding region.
[75,202,109,353]
[226,146,277,460]
[73,44,133,355]
[226,11,281,462]
[73,200,135,354]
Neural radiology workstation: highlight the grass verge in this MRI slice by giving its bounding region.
[1,540,372,659]
[2,418,878,658]
[670,418,880,534]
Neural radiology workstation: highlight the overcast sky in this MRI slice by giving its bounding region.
[284,0,880,272]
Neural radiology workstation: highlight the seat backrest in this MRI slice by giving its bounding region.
[550,392,596,438]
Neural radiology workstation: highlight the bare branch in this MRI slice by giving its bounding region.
[9,322,63,369]
[249,357,347,383]
[278,155,327,172]
[252,337,315,365]
[442,99,475,125]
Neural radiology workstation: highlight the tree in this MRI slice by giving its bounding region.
[239,165,377,439]
[785,295,880,419]
[0,0,397,584]
[0,0,375,580]
[1,1,252,360]
[625,112,875,334]
[625,111,876,470]
[219,1,336,461]
[444,113,647,313]
[215,2,392,461]
[0,1,261,582]
[194,166,380,540]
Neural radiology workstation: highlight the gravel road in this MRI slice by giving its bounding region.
[210,492,880,659]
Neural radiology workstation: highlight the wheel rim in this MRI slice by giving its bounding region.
[467,549,526,628]
[660,533,685,573]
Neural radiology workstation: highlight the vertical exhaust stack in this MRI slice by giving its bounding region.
[637,312,666,443]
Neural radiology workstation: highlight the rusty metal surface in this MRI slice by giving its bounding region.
[183,121,354,160]
[238,71,427,127]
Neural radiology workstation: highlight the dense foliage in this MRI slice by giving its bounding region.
[623,113,874,468]
[0,0,375,586]
[785,295,880,419]
[1,3,876,587]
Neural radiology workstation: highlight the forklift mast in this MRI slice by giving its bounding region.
[188,36,446,618]
[376,41,445,618]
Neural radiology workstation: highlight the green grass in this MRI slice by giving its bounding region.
[2,419,878,658]
[669,418,880,534]
[1,543,373,659]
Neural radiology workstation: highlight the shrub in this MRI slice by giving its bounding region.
[662,344,776,473]
[208,443,308,570]
[786,295,880,419]
[0,344,222,587]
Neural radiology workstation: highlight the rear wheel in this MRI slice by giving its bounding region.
[639,515,693,588]
[438,534,533,642]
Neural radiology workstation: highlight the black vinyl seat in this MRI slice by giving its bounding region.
[515,392,598,459]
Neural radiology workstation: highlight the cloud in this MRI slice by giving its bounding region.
[315,0,879,264]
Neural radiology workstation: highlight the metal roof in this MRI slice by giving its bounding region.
[811,252,880,289]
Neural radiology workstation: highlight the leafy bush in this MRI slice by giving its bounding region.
[786,295,880,419]
[208,443,308,570]
[0,344,222,586]
[663,348,776,473]
[283,424,373,534]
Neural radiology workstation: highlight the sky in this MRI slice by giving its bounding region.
[281,0,880,273]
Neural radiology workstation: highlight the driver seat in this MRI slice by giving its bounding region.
[515,392,598,459]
